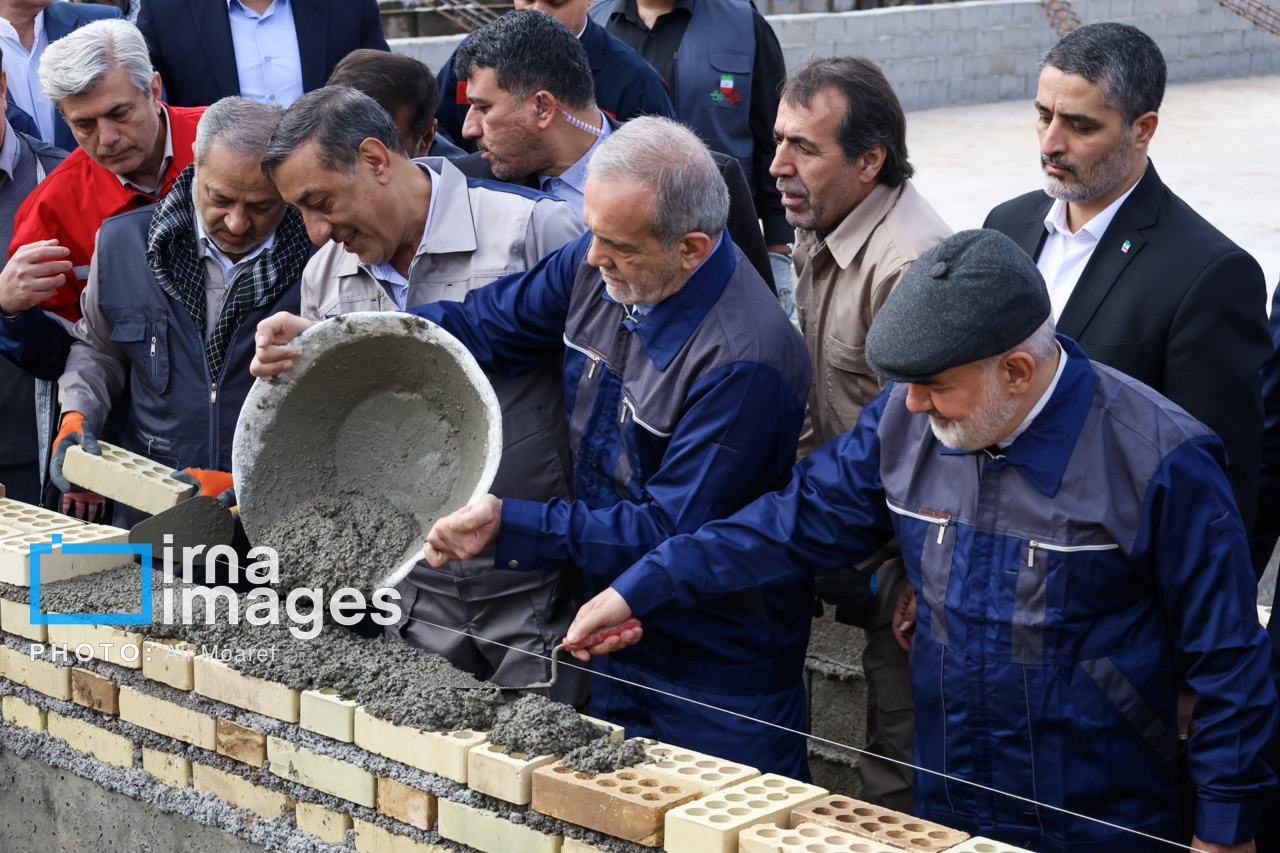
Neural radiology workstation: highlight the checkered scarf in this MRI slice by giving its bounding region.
[145,164,309,381]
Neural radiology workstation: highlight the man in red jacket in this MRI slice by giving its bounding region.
[0,18,203,516]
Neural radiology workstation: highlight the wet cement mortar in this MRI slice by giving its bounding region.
[489,694,607,756]
[561,737,650,774]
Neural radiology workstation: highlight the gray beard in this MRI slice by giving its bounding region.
[1041,139,1134,203]
[929,380,1021,451]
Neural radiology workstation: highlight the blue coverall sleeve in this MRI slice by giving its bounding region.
[496,358,808,580]
[607,391,898,618]
[407,232,589,378]
[1139,435,1279,845]
[0,307,73,381]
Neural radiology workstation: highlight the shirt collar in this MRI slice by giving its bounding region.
[228,0,284,13]
[541,111,612,194]
[619,0,693,22]
[1042,175,1143,240]
[614,232,731,370]
[117,106,174,195]
[193,205,276,271]
[938,336,1095,497]
[996,342,1067,448]
[368,159,441,282]
[808,181,904,270]
[0,122,21,181]
[0,11,44,45]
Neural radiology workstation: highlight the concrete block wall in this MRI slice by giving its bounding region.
[390,0,1280,112]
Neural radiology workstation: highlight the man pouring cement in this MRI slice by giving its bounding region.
[563,230,1278,853]
[257,86,588,705]
[252,116,814,777]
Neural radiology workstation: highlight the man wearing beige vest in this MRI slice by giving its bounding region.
[775,57,950,810]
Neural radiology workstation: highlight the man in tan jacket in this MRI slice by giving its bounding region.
[773,57,951,810]
[261,86,588,705]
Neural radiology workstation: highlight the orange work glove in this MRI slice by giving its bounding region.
[50,411,107,522]
[172,468,234,498]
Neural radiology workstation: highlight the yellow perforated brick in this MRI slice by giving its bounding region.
[300,687,357,742]
[48,711,135,768]
[0,596,47,641]
[267,736,376,807]
[0,497,84,535]
[437,798,561,853]
[119,685,216,749]
[468,742,559,805]
[194,655,299,722]
[791,796,968,850]
[642,742,759,794]
[2,694,47,731]
[532,762,699,846]
[663,774,829,853]
[0,524,129,585]
[63,442,196,515]
[353,708,487,783]
[741,822,901,853]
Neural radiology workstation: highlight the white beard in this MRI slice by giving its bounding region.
[928,378,1020,451]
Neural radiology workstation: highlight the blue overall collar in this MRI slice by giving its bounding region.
[939,335,1095,497]
[613,233,733,371]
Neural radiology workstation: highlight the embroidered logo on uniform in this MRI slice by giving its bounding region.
[1121,239,1131,253]
[709,74,742,104]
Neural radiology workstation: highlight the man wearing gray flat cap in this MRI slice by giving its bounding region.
[566,229,1277,853]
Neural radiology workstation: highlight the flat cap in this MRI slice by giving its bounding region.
[865,229,1051,383]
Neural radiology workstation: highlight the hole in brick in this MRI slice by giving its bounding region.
[786,786,809,794]
[829,839,852,846]
[886,830,907,838]
[814,807,833,815]
[763,779,784,787]
[853,808,875,816]
[685,808,708,816]
[903,824,925,832]
[703,773,722,781]
[452,731,475,738]
[757,829,780,838]
[748,801,768,808]
[642,793,661,801]
[509,752,528,760]
[142,470,163,479]
[724,794,746,802]
[674,753,694,761]
[706,801,727,809]
[487,745,505,753]
[553,766,573,774]
[677,767,695,774]
[799,827,822,836]
[574,772,592,779]
[974,846,998,852]
[908,842,932,849]
[660,786,680,793]
[319,688,339,696]
[638,779,658,787]
[781,839,804,847]
[852,846,877,852]
[745,787,766,794]
[709,816,731,824]
[881,816,900,824]
[620,787,641,794]
[695,760,715,768]
[720,766,738,773]
[830,800,853,809]
[767,794,787,802]
[617,772,637,780]
[927,831,949,839]
[596,780,617,787]
[121,462,140,470]
[805,846,829,853]
[727,808,749,816]
[861,823,882,832]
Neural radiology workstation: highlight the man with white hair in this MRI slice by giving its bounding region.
[49,97,309,517]
[565,229,1277,853]
[252,116,814,776]
[0,18,202,512]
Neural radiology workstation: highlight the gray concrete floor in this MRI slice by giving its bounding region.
[908,74,1280,288]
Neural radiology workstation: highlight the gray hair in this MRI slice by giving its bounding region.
[261,86,404,179]
[195,97,285,165]
[39,18,153,103]
[986,317,1058,372]
[586,117,728,247]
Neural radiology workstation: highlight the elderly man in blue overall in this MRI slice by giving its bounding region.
[567,229,1277,853]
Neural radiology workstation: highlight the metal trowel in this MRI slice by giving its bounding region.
[128,496,239,558]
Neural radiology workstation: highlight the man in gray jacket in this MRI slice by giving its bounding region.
[261,86,587,704]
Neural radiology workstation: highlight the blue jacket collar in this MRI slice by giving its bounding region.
[622,234,733,371]
[939,335,1095,497]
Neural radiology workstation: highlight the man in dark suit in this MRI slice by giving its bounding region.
[136,0,388,108]
[1,0,120,150]
[984,22,1269,538]
[450,10,773,292]
[435,0,674,155]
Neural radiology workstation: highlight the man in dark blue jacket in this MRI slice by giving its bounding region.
[137,0,388,108]
[1,0,120,149]
[434,0,674,154]
[52,97,312,516]
[252,116,813,777]
[568,230,1277,853]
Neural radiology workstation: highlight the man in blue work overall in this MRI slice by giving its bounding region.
[566,230,1278,852]
[252,116,813,778]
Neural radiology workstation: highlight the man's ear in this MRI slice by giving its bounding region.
[532,91,558,131]
[358,137,395,180]
[1131,110,1159,149]
[417,118,439,158]
[1001,351,1038,394]
[856,144,886,185]
[149,71,162,108]
[677,231,715,271]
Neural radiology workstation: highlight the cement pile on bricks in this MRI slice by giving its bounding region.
[561,736,650,774]
[489,694,608,756]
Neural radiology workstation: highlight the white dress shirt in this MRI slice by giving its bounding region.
[1036,177,1141,321]
[227,0,304,107]
[194,210,276,338]
[370,161,441,309]
[0,11,54,144]
[116,107,174,195]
